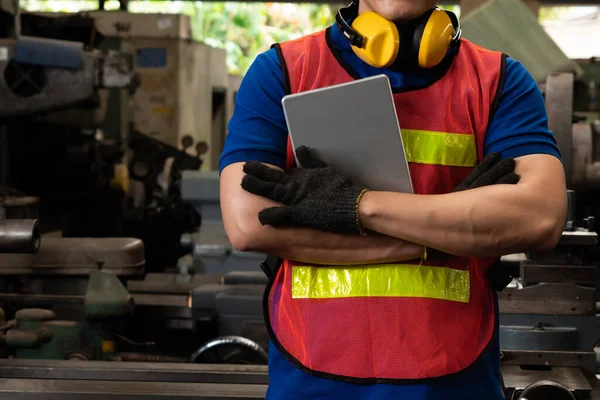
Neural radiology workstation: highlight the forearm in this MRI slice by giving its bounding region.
[227,192,424,264]
[246,223,423,265]
[359,155,567,257]
[221,162,423,264]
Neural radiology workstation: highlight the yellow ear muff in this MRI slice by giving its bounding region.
[350,12,400,69]
[418,9,455,68]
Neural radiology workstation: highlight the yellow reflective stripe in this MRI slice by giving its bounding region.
[292,264,470,303]
[401,129,477,167]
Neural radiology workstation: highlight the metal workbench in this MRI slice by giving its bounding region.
[0,359,268,399]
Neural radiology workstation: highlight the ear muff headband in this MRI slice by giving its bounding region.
[336,2,365,48]
[336,2,461,69]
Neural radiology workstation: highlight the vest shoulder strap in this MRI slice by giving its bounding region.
[271,29,329,95]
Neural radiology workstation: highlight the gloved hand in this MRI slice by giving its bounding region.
[241,146,366,234]
[453,152,520,192]
[241,147,521,234]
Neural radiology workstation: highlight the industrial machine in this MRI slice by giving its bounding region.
[0,3,267,399]
[495,72,600,400]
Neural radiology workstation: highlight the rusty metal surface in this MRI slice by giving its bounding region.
[546,73,574,186]
[498,283,595,315]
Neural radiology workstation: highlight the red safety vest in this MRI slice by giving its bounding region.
[265,27,505,382]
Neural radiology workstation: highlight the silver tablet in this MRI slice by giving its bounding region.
[282,75,413,193]
[282,74,413,193]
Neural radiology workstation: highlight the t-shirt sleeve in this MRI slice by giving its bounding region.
[484,57,562,160]
[218,48,289,172]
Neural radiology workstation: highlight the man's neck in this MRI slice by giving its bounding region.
[356,3,434,24]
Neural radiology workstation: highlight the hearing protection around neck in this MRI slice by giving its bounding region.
[336,2,462,69]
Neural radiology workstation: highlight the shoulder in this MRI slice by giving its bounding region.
[278,29,328,49]
[276,29,329,62]
[218,48,290,171]
[458,39,504,64]
[503,57,538,93]
[234,47,286,107]
[494,57,544,117]
[484,56,561,159]
[455,40,505,96]
[244,47,283,85]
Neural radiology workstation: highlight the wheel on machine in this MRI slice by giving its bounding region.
[514,380,576,400]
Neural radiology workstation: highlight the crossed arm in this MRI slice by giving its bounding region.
[220,162,424,265]
[220,154,567,263]
[358,154,567,257]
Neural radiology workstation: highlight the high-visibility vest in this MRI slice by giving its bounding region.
[266,26,505,382]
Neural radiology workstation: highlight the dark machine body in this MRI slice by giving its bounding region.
[0,4,267,399]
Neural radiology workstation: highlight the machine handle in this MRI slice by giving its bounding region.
[0,219,41,254]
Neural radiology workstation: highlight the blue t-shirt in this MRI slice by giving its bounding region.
[219,22,560,400]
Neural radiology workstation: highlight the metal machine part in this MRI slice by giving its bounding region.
[514,380,577,400]
[0,358,268,400]
[181,171,267,274]
[502,366,596,400]
[1,196,39,219]
[546,73,574,185]
[123,131,202,270]
[0,18,138,118]
[498,190,599,397]
[2,268,136,361]
[84,270,135,319]
[192,283,267,352]
[0,237,145,276]
[100,50,138,90]
[500,323,579,351]
[545,72,600,189]
[0,219,40,254]
[0,379,267,399]
[566,190,576,231]
[0,39,135,119]
[190,336,268,365]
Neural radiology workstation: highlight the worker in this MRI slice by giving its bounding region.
[219,0,567,398]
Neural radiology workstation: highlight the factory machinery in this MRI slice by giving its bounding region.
[0,2,600,399]
[0,3,268,399]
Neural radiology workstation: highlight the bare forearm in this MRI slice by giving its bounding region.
[359,155,567,257]
[248,224,423,264]
[221,162,423,265]
[227,191,423,264]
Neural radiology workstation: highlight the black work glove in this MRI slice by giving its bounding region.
[453,152,520,192]
[241,146,366,234]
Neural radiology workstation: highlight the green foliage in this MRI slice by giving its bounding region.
[138,1,336,75]
[21,0,335,75]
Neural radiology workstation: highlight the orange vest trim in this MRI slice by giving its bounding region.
[264,26,506,383]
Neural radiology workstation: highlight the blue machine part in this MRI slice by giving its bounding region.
[15,36,83,70]
[136,48,167,68]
